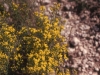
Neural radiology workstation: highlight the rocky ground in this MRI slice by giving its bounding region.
[35,0,100,75]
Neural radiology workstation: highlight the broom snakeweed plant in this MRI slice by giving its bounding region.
[0,1,70,75]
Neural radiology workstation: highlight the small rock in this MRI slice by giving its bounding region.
[94,67,99,71]
[65,62,70,67]
[97,47,100,52]
[63,4,71,11]
[4,3,9,12]
[96,33,99,39]
[75,20,80,24]
[91,62,94,67]
[83,59,88,64]
[85,25,90,30]
[76,58,82,64]
[45,11,50,16]
[47,7,52,13]
[80,46,88,54]
[84,10,90,15]
[88,40,93,44]
[92,72,98,75]
[90,35,95,39]
[61,30,65,36]
[85,64,89,68]
[42,0,51,5]
[65,33,69,38]
[82,33,88,38]
[79,72,87,75]
[79,46,84,51]
[34,2,39,7]
[58,11,62,16]
[71,63,78,68]
[95,53,99,57]
[73,37,80,45]
[76,32,82,36]
[82,67,86,72]
[78,67,82,71]
[79,25,86,30]
[68,48,75,53]
[68,12,73,19]
[95,41,98,47]
[78,51,82,56]
[71,28,76,36]
[89,71,92,75]
[88,58,93,61]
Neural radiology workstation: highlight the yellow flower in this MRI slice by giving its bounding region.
[55,43,60,48]
[16,47,20,51]
[10,38,15,42]
[12,2,19,9]
[18,54,22,58]
[45,49,50,55]
[14,56,18,60]
[55,18,59,22]
[47,33,51,38]
[53,22,58,26]
[10,46,14,49]
[4,31,10,35]
[28,53,33,59]
[42,73,45,75]
[40,6,46,11]
[3,42,8,46]
[8,26,15,32]
[48,57,53,62]
[0,35,2,38]
[44,43,48,48]
[44,16,48,20]
[29,28,37,33]
[34,12,39,16]
[22,27,26,30]
[41,56,45,61]
[39,50,45,55]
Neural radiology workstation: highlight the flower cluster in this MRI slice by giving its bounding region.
[0,22,17,75]
[0,1,70,75]
[12,2,19,10]
[0,51,8,74]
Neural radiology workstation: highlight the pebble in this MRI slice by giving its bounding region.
[97,47,100,52]
[4,3,9,12]
[92,72,98,75]
[94,67,99,71]
[61,30,65,36]
[78,51,82,56]
[42,0,51,5]
[68,48,75,53]
[73,37,80,45]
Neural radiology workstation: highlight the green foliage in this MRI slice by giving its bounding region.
[0,1,69,75]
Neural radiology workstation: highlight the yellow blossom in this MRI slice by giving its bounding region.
[40,6,46,11]
[4,31,10,35]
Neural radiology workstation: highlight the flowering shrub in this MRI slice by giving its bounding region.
[0,22,16,75]
[15,11,68,74]
[0,1,69,75]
